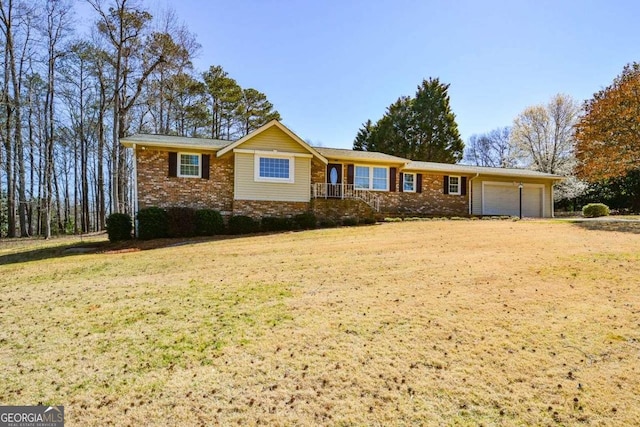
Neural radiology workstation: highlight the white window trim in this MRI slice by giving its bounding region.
[449,175,461,195]
[355,164,389,191]
[403,172,416,193]
[254,153,295,184]
[177,152,201,178]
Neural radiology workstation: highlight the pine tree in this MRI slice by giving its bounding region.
[353,78,464,163]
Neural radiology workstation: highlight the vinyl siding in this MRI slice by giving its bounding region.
[471,176,553,217]
[239,126,310,153]
[234,152,311,202]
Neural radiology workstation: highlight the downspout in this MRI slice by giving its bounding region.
[132,143,139,237]
[468,173,480,215]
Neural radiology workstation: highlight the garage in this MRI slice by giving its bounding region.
[482,182,544,217]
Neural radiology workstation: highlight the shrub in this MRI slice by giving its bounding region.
[342,217,358,226]
[261,216,295,232]
[360,217,376,225]
[294,212,317,230]
[166,207,197,237]
[195,209,224,236]
[228,215,260,235]
[106,213,132,242]
[582,203,610,218]
[137,207,168,240]
[318,218,337,228]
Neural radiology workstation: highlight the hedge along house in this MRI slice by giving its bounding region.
[120,120,562,223]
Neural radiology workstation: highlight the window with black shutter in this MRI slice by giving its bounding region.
[168,152,177,177]
[201,154,210,179]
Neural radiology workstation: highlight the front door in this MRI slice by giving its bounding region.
[326,163,342,198]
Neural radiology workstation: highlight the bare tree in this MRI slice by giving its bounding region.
[511,94,587,201]
[88,0,170,214]
[41,0,72,238]
[464,127,516,167]
[0,0,41,237]
[511,94,579,174]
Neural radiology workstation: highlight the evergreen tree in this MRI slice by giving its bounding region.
[353,78,464,163]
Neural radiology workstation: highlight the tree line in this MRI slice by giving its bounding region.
[355,69,640,212]
[0,0,280,238]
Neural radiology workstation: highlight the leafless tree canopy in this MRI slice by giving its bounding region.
[0,0,280,237]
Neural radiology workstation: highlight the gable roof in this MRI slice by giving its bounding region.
[314,147,409,165]
[216,120,327,163]
[120,134,231,151]
[405,161,563,180]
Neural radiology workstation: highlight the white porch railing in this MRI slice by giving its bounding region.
[312,183,381,212]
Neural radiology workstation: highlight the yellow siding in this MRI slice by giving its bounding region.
[239,126,309,153]
[234,153,311,202]
[471,176,554,217]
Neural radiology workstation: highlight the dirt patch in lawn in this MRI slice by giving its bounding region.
[1,221,639,426]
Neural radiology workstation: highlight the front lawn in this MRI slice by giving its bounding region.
[1,221,639,425]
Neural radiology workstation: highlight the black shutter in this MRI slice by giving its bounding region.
[168,152,177,177]
[416,173,423,193]
[443,175,449,194]
[346,164,354,185]
[461,176,467,196]
[399,173,404,193]
[201,154,210,179]
[389,167,397,192]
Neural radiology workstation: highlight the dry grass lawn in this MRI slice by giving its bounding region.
[1,220,640,426]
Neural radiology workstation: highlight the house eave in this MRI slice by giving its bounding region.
[120,139,225,152]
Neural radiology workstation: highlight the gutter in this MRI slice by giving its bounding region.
[468,173,480,215]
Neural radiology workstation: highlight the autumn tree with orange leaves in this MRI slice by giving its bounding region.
[575,63,640,181]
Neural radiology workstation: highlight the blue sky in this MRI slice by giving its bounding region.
[150,1,639,148]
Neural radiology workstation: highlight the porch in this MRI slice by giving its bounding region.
[311,183,381,212]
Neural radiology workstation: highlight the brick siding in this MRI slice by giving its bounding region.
[231,200,310,219]
[136,149,234,213]
[136,150,468,220]
[311,199,375,222]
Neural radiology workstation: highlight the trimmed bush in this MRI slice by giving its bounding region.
[261,216,295,232]
[166,207,197,237]
[582,203,610,218]
[342,217,358,226]
[106,213,132,242]
[360,217,376,225]
[137,207,168,240]
[293,212,317,230]
[228,215,260,235]
[195,209,224,236]
[318,219,337,228]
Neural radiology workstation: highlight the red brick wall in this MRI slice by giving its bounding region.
[311,199,375,222]
[231,200,310,219]
[136,149,234,213]
[378,173,469,216]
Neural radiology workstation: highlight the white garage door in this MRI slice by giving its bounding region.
[483,183,543,217]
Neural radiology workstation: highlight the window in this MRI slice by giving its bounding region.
[255,155,294,183]
[354,165,388,191]
[449,176,461,195]
[355,166,370,189]
[373,167,387,190]
[403,173,415,192]
[178,153,200,177]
